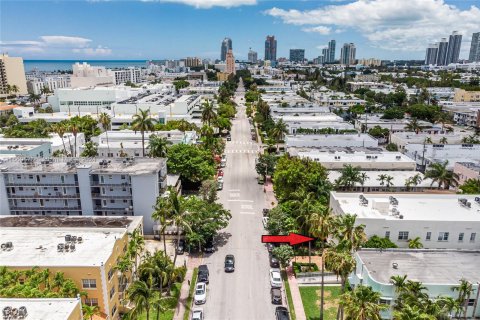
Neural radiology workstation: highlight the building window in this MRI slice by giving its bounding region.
[384,231,390,239]
[121,175,126,180]
[426,232,431,241]
[110,286,116,299]
[438,232,449,241]
[471,233,476,242]
[459,233,464,241]
[111,304,117,316]
[108,268,114,281]
[84,298,98,306]
[398,231,409,241]
[82,279,97,289]
[379,299,391,305]
[467,299,475,307]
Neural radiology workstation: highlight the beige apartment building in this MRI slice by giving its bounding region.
[0,216,144,320]
[0,54,28,96]
[454,88,480,102]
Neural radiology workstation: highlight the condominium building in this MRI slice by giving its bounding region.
[469,32,480,62]
[357,58,382,67]
[454,88,480,102]
[0,215,144,319]
[405,143,480,169]
[184,57,202,68]
[220,37,232,62]
[289,49,305,62]
[27,75,71,95]
[436,38,449,66]
[70,62,115,88]
[265,35,277,62]
[446,31,462,65]
[0,157,167,233]
[111,67,142,85]
[424,43,439,65]
[0,298,82,320]
[330,192,480,249]
[0,54,28,97]
[225,49,236,75]
[248,49,258,64]
[350,249,480,319]
[327,40,336,63]
[340,43,356,66]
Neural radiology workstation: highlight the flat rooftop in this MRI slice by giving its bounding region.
[287,134,376,144]
[357,249,480,284]
[457,162,480,172]
[0,298,80,320]
[0,227,125,267]
[391,132,471,144]
[331,192,480,222]
[328,170,438,188]
[0,157,166,174]
[275,114,343,122]
[297,151,415,163]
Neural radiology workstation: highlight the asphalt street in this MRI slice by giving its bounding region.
[200,80,278,320]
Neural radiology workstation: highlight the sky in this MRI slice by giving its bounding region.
[1,0,479,61]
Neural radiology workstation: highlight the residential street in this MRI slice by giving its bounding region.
[201,80,277,319]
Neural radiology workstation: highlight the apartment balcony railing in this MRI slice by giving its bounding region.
[91,193,132,199]
[7,193,80,199]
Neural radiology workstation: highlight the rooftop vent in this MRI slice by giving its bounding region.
[392,262,398,269]
[1,242,13,251]
[2,306,27,319]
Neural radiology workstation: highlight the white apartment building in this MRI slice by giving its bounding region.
[294,150,416,171]
[70,62,115,88]
[111,67,142,85]
[390,131,472,150]
[405,143,480,169]
[0,140,52,158]
[0,157,167,233]
[273,114,354,134]
[27,75,71,95]
[330,192,480,249]
[354,114,438,134]
[0,298,82,320]
[350,249,480,319]
[0,133,86,156]
[0,54,28,96]
[286,134,378,149]
[453,108,480,127]
[87,129,197,158]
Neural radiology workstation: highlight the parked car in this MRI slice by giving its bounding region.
[275,306,290,320]
[204,237,215,253]
[263,208,270,216]
[262,217,269,229]
[194,282,207,305]
[266,243,274,253]
[258,175,265,184]
[270,268,282,288]
[224,254,235,272]
[198,265,209,284]
[217,181,224,190]
[226,135,231,141]
[176,239,185,255]
[217,176,224,183]
[271,287,282,304]
[220,158,227,168]
[270,256,280,268]
[191,309,204,320]
[217,170,224,176]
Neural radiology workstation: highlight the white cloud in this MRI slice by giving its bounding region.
[73,46,112,56]
[40,36,92,47]
[142,0,256,8]
[302,26,331,35]
[265,0,480,52]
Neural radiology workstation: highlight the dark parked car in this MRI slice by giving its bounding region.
[267,243,274,253]
[198,265,209,284]
[270,256,280,268]
[226,135,231,141]
[275,306,290,320]
[204,237,215,253]
[262,208,270,216]
[176,239,185,255]
[271,287,282,304]
[224,254,235,272]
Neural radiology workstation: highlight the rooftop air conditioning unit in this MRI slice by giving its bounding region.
[18,306,27,318]
[57,243,64,252]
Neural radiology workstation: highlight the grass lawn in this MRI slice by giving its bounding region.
[299,286,342,320]
[183,268,199,320]
[136,283,182,320]
[281,270,296,320]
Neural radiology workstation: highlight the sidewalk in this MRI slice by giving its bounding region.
[264,180,277,209]
[287,266,307,320]
[173,254,202,320]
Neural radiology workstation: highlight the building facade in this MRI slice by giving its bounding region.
[220,37,232,62]
[225,49,236,75]
[248,49,258,64]
[27,75,71,95]
[0,54,28,97]
[436,38,449,66]
[446,31,462,65]
[425,43,439,65]
[265,35,277,62]
[454,162,480,185]
[469,32,480,62]
[454,88,480,102]
[111,68,142,85]
[0,157,167,233]
[327,40,336,63]
[289,49,305,62]
[340,43,356,66]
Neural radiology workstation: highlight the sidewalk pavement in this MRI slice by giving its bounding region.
[173,254,202,320]
[264,180,277,209]
[286,266,307,320]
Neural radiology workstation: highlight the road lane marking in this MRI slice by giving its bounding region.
[229,189,240,192]
[239,212,255,215]
[241,204,253,210]
[227,199,254,202]
[230,193,240,198]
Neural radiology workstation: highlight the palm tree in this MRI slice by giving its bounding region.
[408,237,423,249]
[128,229,145,279]
[152,192,174,253]
[334,214,367,252]
[436,296,462,319]
[82,304,100,320]
[405,118,422,134]
[335,165,362,191]
[127,280,155,320]
[114,256,133,301]
[11,85,19,97]
[132,109,156,157]
[439,137,448,144]
[308,206,336,320]
[359,172,369,192]
[341,285,387,320]
[390,275,409,294]
[148,135,171,158]
[98,112,111,155]
[393,305,435,320]
[385,175,394,188]
[452,279,473,319]
[270,118,288,152]
[377,174,388,186]
[424,137,433,144]
[69,121,79,157]
[50,123,68,156]
[201,100,217,126]
[424,161,459,190]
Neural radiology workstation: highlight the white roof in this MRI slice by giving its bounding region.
[276,114,343,122]
[328,170,438,188]
[0,298,80,320]
[0,227,125,267]
[391,132,470,144]
[298,151,415,163]
[331,192,480,222]
[287,134,376,144]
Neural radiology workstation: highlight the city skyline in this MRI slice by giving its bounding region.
[1,0,480,61]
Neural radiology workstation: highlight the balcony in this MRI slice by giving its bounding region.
[6,182,77,187]
[7,193,80,199]
[91,193,132,199]
[10,207,82,212]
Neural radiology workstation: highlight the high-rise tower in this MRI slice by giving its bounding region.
[327,40,336,63]
[340,43,356,66]
[425,43,439,65]
[436,38,449,66]
[221,37,232,62]
[469,32,480,62]
[264,35,277,62]
[446,31,462,65]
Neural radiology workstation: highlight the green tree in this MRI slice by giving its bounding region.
[335,164,362,191]
[364,235,397,249]
[452,279,473,319]
[132,109,156,157]
[82,304,100,320]
[148,135,171,158]
[98,112,111,154]
[425,161,459,189]
[381,107,405,119]
[459,179,480,194]
[405,117,423,133]
[271,245,295,268]
[255,153,277,178]
[166,144,216,185]
[198,179,219,204]
[393,305,436,320]
[386,143,399,151]
[127,280,155,320]
[408,237,423,249]
[80,141,98,157]
[368,126,390,140]
[172,79,189,91]
[340,285,387,320]
[269,119,288,151]
[201,100,217,126]
[50,123,69,156]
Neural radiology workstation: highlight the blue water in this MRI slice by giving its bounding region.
[24,60,149,72]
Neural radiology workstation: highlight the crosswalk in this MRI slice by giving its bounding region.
[224,150,260,154]
[228,141,257,145]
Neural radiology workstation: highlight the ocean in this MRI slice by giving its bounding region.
[23,60,149,72]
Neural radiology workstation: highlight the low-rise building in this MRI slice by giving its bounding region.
[0,215,143,319]
[453,108,480,127]
[454,88,480,102]
[0,298,82,320]
[0,133,86,156]
[390,132,471,150]
[273,114,354,135]
[330,192,480,249]
[405,143,480,169]
[286,134,378,149]
[0,140,52,157]
[0,104,19,116]
[454,162,480,185]
[350,249,480,319]
[293,150,416,171]
[27,75,71,95]
[354,114,438,134]
[0,157,166,233]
